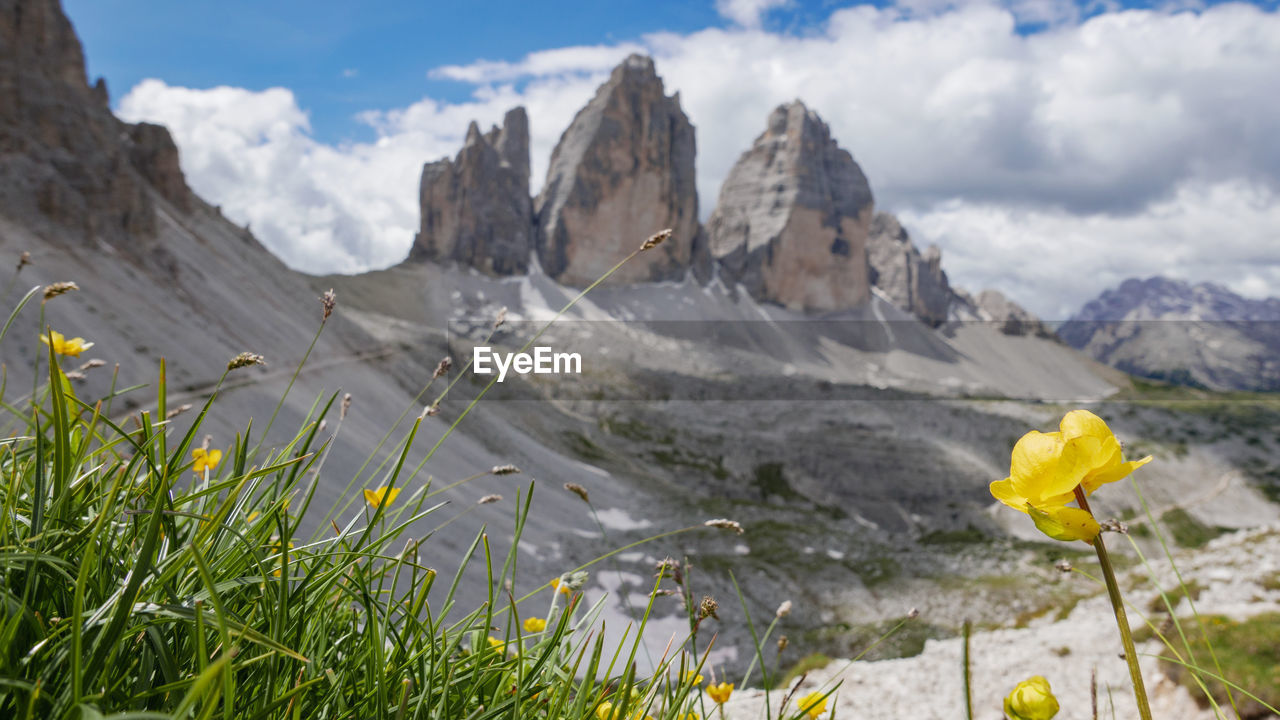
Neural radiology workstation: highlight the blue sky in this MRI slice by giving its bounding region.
[60,0,1280,318]
[66,1,725,141]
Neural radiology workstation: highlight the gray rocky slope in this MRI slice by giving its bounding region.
[1060,276,1280,391]
[4,0,1278,672]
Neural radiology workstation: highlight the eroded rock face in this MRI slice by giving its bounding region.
[973,289,1050,337]
[127,122,192,213]
[867,212,952,327]
[411,108,533,276]
[0,0,191,240]
[707,101,873,313]
[535,55,698,286]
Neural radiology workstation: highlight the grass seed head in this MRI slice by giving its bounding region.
[478,494,502,505]
[319,288,337,320]
[42,281,79,301]
[564,482,589,503]
[433,356,452,379]
[704,518,744,534]
[491,464,520,476]
[228,352,266,371]
[699,595,719,621]
[640,228,673,251]
[17,250,31,272]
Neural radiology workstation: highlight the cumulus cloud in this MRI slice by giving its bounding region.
[716,0,791,28]
[117,2,1280,315]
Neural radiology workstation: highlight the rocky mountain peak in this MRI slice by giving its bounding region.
[1,0,193,243]
[534,53,698,286]
[706,100,874,312]
[411,106,533,276]
[1058,276,1280,390]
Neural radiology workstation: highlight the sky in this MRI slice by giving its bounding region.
[64,0,1280,319]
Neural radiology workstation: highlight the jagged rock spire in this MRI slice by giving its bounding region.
[411,107,533,275]
[534,54,699,286]
[707,101,874,312]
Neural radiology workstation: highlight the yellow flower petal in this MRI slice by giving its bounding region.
[1081,454,1153,495]
[797,691,829,718]
[523,616,547,633]
[989,478,1028,513]
[1011,431,1095,503]
[1028,504,1101,543]
[1004,675,1060,720]
[363,486,401,509]
[707,682,733,705]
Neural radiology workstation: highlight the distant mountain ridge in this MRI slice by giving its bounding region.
[1060,276,1280,391]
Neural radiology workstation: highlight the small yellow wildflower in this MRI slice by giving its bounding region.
[247,511,260,522]
[1004,676,1060,720]
[707,682,733,705]
[679,714,699,720]
[550,577,571,595]
[990,409,1151,543]
[41,330,94,357]
[363,486,401,509]
[487,636,505,653]
[523,616,547,633]
[797,691,829,718]
[682,670,703,685]
[192,447,222,474]
[595,702,617,720]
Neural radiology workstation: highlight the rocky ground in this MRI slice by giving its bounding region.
[722,526,1280,719]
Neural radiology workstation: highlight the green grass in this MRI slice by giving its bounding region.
[1161,508,1227,549]
[1159,614,1280,719]
[0,349,727,718]
[2,260,830,719]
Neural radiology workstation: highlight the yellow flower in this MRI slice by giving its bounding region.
[990,409,1151,543]
[797,691,829,718]
[1004,676,1060,720]
[595,702,616,720]
[487,636,505,653]
[41,330,94,357]
[247,511,260,522]
[679,714,699,720]
[523,616,547,633]
[550,577,571,595]
[707,682,733,705]
[363,486,401,509]
[192,447,222,474]
[682,670,704,685]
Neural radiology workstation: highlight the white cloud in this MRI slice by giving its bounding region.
[116,2,1280,316]
[715,0,790,28]
[430,43,646,83]
[900,179,1280,319]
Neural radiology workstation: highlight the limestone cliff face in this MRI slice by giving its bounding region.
[706,101,874,313]
[535,55,698,286]
[866,212,952,327]
[411,108,533,276]
[0,0,192,241]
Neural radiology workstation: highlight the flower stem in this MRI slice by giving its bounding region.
[1075,487,1152,720]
